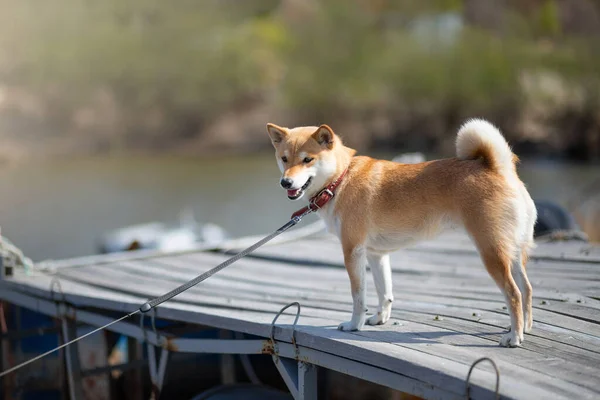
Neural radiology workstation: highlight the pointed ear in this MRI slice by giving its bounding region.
[312,125,335,149]
[266,123,288,146]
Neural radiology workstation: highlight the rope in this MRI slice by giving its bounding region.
[0,230,35,276]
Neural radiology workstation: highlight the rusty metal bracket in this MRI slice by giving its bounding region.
[269,302,301,360]
[141,307,169,400]
[465,357,500,400]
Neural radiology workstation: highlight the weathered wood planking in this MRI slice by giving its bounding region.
[1,232,599,400]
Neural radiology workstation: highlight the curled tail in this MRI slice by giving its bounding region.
[456,119,516,175]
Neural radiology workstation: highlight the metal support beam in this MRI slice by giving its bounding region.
[219,330,236,384]
[272,357,317,400]
[298,361,317,400]
[272,356,298,399]
[147,344,169,400]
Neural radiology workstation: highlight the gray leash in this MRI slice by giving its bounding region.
[139,210,310,312]
[0,210,312,378]
[0,311,138,378]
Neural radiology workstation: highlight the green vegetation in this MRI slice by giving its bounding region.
[0,0,598,159]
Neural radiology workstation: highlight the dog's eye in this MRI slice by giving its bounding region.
[303,157,314,164]
[281,156,288,163]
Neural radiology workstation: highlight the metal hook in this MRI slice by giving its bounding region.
[50,277,67,317]
[269,302,301,358]
[50,277,65,302]
[465,357,500,400]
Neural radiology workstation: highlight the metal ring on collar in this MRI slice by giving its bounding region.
[269,302,301,355]
[465,357,500,400]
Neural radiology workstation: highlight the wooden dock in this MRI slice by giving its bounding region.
[1,224,600,400]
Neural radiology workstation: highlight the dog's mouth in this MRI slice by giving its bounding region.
[287,177,313,200]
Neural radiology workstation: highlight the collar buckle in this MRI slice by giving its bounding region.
[310,188,334,210]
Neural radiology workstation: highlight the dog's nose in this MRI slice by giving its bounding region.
[280,178,293,189]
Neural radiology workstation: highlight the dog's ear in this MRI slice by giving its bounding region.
[266,123,288,147]
[312,125,335,149]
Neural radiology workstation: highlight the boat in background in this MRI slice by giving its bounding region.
[99,208,229,254]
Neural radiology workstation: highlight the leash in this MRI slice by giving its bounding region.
[138,208,314,312]
[0,311,138,378]
[0,170,348,378]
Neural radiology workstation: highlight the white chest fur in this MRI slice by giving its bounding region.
[317,201,342,239]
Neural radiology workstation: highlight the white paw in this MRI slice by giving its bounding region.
[337,321,363,331]
[366,312,390,326]
[499,330,523,347]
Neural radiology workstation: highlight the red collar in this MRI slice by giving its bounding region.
[291,168,348,219]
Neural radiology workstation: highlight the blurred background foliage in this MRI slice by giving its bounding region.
[0,0,599,161]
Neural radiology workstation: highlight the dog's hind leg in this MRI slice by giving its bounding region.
[513,248,533,333]
[366,252,393,325]
[480,247,524,347]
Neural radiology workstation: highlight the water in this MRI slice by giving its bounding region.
[0,153,597,261]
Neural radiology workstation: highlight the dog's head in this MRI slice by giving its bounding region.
[266,123,344,201]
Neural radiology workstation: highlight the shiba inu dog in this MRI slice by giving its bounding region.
[266,119,537,347]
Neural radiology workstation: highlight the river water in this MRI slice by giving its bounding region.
[0,153,597,261]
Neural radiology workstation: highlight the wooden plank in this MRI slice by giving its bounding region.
[346,324,600,399]
[37,257,600,372]
[144,255,600,335]
[108,258,600,360]
[2,233,600,400]
[249,238,600,280]
[0,272,580,400]
[105,254,600,356]
[248,232,600,264]
[0,282,589,400]
[0,285,505,400]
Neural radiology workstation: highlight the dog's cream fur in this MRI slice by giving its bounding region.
[266,120,537,347]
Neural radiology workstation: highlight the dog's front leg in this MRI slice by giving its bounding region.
[338,245,367,331]
[366,252,393,325]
